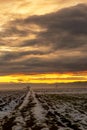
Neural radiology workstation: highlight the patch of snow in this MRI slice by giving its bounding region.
[19,91,30,110]
[31,91,46,123]
[0,111,10,119]
[12,123,24,130]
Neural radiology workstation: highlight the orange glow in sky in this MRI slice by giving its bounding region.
[0,72,87,84]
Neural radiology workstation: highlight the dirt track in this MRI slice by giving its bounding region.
[0,91,87,130]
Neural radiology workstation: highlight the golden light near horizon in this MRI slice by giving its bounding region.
[0,73,87,84]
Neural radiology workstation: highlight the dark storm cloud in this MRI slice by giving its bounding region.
[25,4,87,35]
[23,4,87,50]
[8,4,87,50]
[0,52,87,75]
[0,26,29,37]
[0,49,52,65]
[0,4,87,75]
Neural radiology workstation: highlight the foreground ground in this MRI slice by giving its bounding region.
[0,90,87,130]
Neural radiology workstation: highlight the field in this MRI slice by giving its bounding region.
[0,90,87,130]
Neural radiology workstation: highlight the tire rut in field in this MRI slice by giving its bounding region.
[36,95,65,130]
[37,95,82,130]
[1,93,28,130]
[11,92,35,130]
[1,91,49,130]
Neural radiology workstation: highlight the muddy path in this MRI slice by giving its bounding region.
[0,91,87,130]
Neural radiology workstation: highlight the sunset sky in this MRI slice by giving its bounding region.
[0,0,87,84]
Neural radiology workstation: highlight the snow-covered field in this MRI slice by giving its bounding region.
[0,90,87,130]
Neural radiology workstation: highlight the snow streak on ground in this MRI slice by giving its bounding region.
[0,91,26,119]
[0,90,87,130]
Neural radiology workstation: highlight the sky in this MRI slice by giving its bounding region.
[0,0,87,84]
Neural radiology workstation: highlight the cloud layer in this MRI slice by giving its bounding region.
[0,3,87,75]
